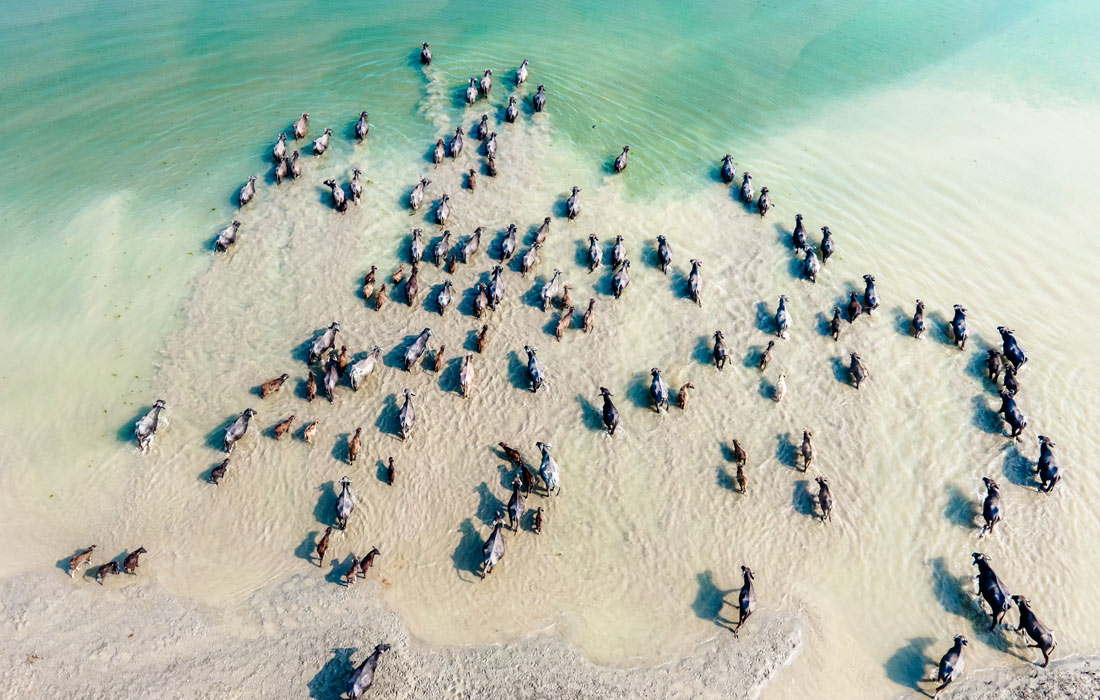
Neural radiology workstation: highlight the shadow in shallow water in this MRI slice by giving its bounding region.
[452,517,483,582]
[884,636,934,694]
[692,570,733,627]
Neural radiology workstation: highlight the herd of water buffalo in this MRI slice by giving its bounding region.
[60,42,1069,698]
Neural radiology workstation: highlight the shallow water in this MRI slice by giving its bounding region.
[2,1,1100,698]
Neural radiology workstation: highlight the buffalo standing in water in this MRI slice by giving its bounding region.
[829,309,842,341]
[403,328,433,371]
[910,300,926,338]
[1003,362,1019,396]
[656,235,672,273]
[802,247,820,283]
[986,349,1004,383]
[582,298,596,333]
[238,175,257,208]
[349,169,363,204]
[489,265,506,308]
[214,220,241,252]
[399,389,416,441]
[312,128,332,156]
[323,354,340,402]
[566,186,582,219]
[433,230,450,267]
[347,643,391,699]
[223,409,256,453]
[536,441,560,495]
[816,476,833,523]
[757,187,772,217]
[349,346,382,391]
[713,330,729,370]
[405,264,420,306]
[459,353,473,398]
[324,178,347,213]
[272,132,287,162]
[420,42,431,65]
[500,223,517,262]
[950,304,969,349]
[122,546,146,575]
[997,390,1027,438]
[612,235,627,268]
[505,96,519,123]
[450,126,465,157]
[739,172,754,203]
[134,399,166,453]
[533,84,547,112]
[688,259,703,304]
[599,387,619,436]
[775,295,791,339]
[480,512,506,577]
[614,145,630,173]
[862,274,879,313]
[1036,435,1062,492]
[293,112,309,140]
[540,270,562,312]
[436,280,454,316]
[791,214,807,250]
[773,371,787,403]
[933,635,967,697]
[759,340,775,370]
[461,227,483,264]
[95,560,119,585]
[736,566,755,630]
[972,552,1012,631]
[308,322,340,364]
[524,345,545,392]
[335,476,356,530]
[67,545,96,578]
[650,368,670,413]
[998,326,1028,370]
[409,177,430,211]
[612,260,631,298]
[354,111,369,141]
[532,215,550,244]
[979,477,1002,537]
[801,430,815,471]
[473,284,489,318]
[209,458,229,484]
[820,226,835,263]
[846,292,863,322]
[507,476,525,530]
[587,235,600,272]
[720,154,735,184]
[260,374,289,399]
[1012,595,1057,667]
[849,353,868,389]
[435,194,451,226]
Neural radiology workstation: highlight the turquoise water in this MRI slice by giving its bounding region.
[2,0,1095,381]
[3,2,1100,697]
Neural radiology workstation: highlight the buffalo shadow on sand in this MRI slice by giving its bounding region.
[307,647,356,700]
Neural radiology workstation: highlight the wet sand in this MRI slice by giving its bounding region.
[0,571,803,698]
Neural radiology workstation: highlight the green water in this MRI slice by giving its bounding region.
[0,0,1088,450]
